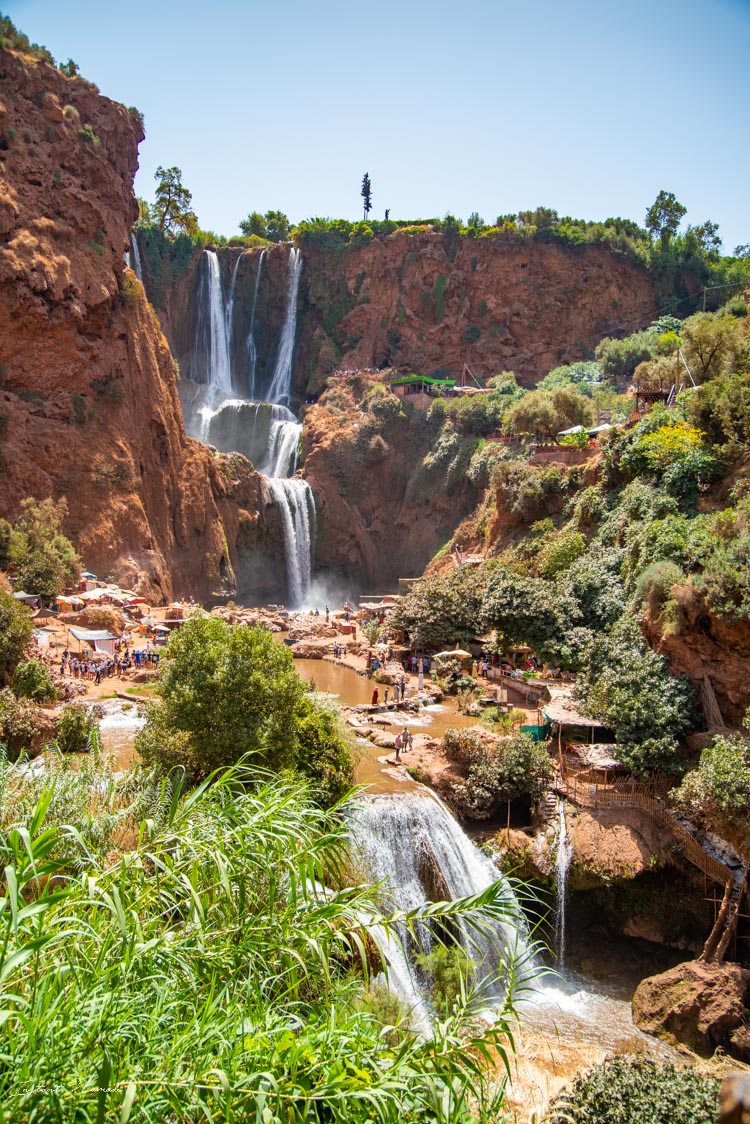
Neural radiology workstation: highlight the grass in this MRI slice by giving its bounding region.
[0,759,529,1121]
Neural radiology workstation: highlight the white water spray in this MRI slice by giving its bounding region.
[259,405,301,478]
[347,791,533,1023]
[263,476,315,607]
[247,249,265,400]
[266,247,302,405]
[130,232,143,283]
[554,797,573,969]
[204,249,233,401]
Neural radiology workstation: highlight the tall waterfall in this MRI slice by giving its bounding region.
[267,248,302,405]
[130,232,143,283]
[263,476,315,608]
[348,792,533,1022]
[247,249,265,400]
[554,797,573,969]
[224,253,243,393]
[204,249,233,401]
[184,244,314,607]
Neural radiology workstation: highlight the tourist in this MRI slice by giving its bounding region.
[394,731,402,761]
[384,687,389,705]
[393,682,399,704]
[401,727,412,752]
[371,688,379,706]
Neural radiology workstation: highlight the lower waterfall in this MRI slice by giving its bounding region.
[554,797,572,969]
[263,476,315,608]
[347,791,534,1027]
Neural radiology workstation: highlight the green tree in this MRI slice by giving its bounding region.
[448,731,552,819]
[12,659,56,702]
[0,518,11,569]
[137,615,304,781]
[0,588,33,686]
[673,731,750,841]
[361,172,372,221]
[264,209,289,242]
[681,312,745,381]
[481,566,585,667]
[550,1056,718,1124]
[151,166,198,236]
[390,564,491,649]
[684,220,721,258]
[8,498,80,604]
[239,210,267,237]
[645,190,687,251]
[573,615,695,775]
[58,58,79,77]
[467,212,485,231]
[595,331,656,382]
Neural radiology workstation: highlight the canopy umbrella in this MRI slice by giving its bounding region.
[433,648,472,659]
[80,571,97,580]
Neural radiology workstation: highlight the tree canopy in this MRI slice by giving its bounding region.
[151,166,198,236]
[136,615,354,802]
[7,498,80,604]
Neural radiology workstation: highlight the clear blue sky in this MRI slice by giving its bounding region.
[6,0,750,251]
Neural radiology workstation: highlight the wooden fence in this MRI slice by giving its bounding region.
[557,776,733,889]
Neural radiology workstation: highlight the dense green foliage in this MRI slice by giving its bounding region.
[390,564,492,649]
[446,730,552,819]
[550,1057,719,1124]
[0,765,523,1122]
[674,726,750,840]
[0,588,32,686]
[137,616,354,803]
[6,497,80,604]
[11,657,56,701]
[57,701,98,754]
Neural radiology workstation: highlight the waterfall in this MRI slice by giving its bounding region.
[266,247,302,405]
[183,244,315,606]
[203,249,233,401]
[347,791,533,1022]
[224,254,243,394]
[263,477,315,607]
[554,797,573,969]
[247,249,265,400]
[130,232,143,283]
[260,406,301,478]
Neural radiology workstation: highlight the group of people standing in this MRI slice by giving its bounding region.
[394,727,413,761]
[60,644,161,686]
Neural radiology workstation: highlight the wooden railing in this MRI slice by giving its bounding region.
[557,776,733,888]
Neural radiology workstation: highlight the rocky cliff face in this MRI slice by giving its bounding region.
[0,47,281,600]
[149,231,658,409]
[299,371,483,589]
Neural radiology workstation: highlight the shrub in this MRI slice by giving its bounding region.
[0,688,45,759]
[12,658,57,702]
[595,331,655,382]
[449,732,552,819]
[550,1056,719,1124]
[0,588,32,686]
[6,497,80,604]
[57,701,97,753]
[78,125,100,147]
[293,695,355,807]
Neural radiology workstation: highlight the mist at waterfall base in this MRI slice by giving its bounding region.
[178,246,317,608]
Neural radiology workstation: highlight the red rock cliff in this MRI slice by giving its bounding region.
[0,47,277,600]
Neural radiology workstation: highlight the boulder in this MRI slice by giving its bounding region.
[633,959,750,1058]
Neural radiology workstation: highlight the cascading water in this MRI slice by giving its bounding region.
[224,253,243,393]
[347,791,533,1026]
[246,249,265,400]
[554,797,573,969]
[204,249,233,402]
[266,247,302,405]
[130,232,143,283]
[263,476,315,608]
[259,405,301,478]
[183,245,314,607]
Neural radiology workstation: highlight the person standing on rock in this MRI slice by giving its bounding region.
[371,688,379,706]
[394,731,402,761]
[384,687,389,705]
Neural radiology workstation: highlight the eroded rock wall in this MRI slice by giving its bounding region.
[0,47,278,600]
